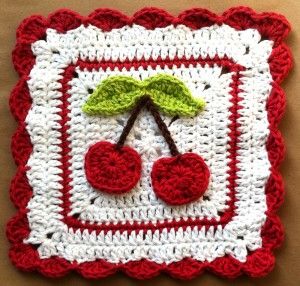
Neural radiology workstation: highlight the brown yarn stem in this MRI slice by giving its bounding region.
[116,96,180,157]
[146,99,180,156]
[116,96,149,148]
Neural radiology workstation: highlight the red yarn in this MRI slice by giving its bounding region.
[6,212,30,244]
[8,6,291,279]
[85,141,142,194]
[12,43,35,77]
[266,82,286,126]
[178,8,220,29]
[38,257,74,278]
[262,213,284,250]
[9,244,39,271]
[16,15,47,44]
[88,8,130,31]
[9,78,32,122]
[151,153,210,205]
[269,44,292,83]
[9,166,32,209]
[133,7,174,29]
[48,9,83,33]
[11,124,32,166]
[123,260,163,279]
[244,250,275,278]
[209,256,242,279]
[78,260,116,279]
[167,258,207,279]
[265,170,285,211]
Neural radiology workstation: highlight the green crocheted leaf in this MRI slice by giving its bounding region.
[82,76,143,116]
[144,74,205,116]
[82,74,205,117]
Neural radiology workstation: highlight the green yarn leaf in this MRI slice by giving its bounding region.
[82,76,143,116]
[144,74,205,116]
[82,74,205,117]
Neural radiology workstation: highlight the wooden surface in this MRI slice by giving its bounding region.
[0,0,299,285]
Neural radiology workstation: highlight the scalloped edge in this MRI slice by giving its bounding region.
[7,6,292,280]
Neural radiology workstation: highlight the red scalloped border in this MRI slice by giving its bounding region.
[7,6,292,279]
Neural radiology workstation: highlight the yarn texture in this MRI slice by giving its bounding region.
[7,6,291,280]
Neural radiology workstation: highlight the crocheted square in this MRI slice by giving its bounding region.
[8,7,291,279]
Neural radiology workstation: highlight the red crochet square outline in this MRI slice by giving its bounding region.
[7,7,292,279]
[61,58,242,231]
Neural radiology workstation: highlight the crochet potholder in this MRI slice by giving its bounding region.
[8,7,292,279]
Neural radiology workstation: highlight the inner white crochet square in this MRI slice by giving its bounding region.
[25,24,273,264]
[67,64,233,224]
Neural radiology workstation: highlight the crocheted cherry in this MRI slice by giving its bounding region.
[151,153,210,205]
[85,141,141,194]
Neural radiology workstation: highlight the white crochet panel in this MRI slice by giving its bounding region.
[68,65,232,223]
[25,24,273,264]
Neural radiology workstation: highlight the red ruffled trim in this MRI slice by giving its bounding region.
[7,6,292,279]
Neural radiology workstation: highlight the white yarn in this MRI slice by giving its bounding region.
[25,24,272,264]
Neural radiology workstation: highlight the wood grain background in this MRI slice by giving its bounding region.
[0,1,299,285]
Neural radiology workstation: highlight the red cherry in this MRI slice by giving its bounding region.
[151,153,210,205]
[84,141,141,194]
